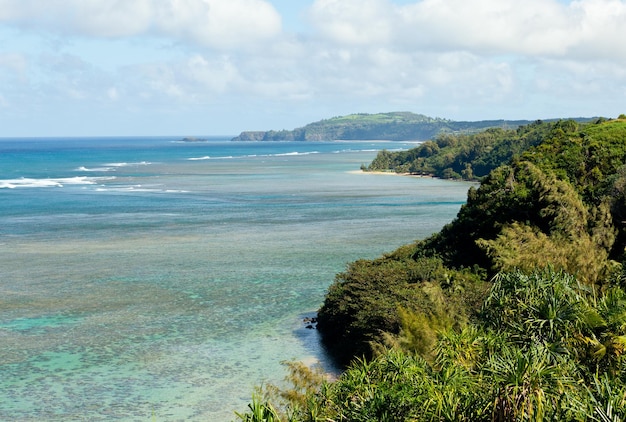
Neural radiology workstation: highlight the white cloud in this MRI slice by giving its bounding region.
[309,0,394,45]
[154,0,282,50]
[298,0,626,120]
[184,55,238,93]
[1,0,625,135]
[0,0,282,50]
[114,53,244,105]
[0,0,153,36]
[308,0,626,60]
[569,0,626,59]
[397,0,574,55]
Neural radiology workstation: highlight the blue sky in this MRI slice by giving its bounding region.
[1,0,625,136]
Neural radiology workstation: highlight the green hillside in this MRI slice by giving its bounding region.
[237,116,626,421]
[321,117,626,360]
[364,118,614,181]
[231,112,544,142]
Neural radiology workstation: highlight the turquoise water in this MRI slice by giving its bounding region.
[0,137,473,421]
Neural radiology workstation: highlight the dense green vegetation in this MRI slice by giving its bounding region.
[238,270,626,421]
[237,116,626,421]
[365,118,607,180]
[320,117,626,362]
[231,112,553,142]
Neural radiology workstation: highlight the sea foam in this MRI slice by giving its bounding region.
[104,161,152,167]
[0,176,114,189]
[75,166,116,172]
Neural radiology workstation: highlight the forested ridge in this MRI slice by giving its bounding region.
[231,112,572,142]
[365,118,611,181]
[237,116,626,422]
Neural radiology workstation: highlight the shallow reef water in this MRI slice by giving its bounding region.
[0,137,473,420]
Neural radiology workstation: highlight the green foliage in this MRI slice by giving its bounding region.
[268,361,327,417]
[608,165,626,260]
[525,119,626,204]
[365,120,556,180]
[235,362,328,422]
[368,149,396,172]
[243,349,483,422]
[482,343,584,421]
[240,117,626,421]
[423,157,619,277]
[480,269,586,348]
[477,222,614,285]
[589,373,626,422]
[234,394,283,422]
[319,118,626,371]
[240,270,626,421]
[317,249,488,365]
[377,292,461,363]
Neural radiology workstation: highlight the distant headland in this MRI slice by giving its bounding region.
[231,112,594,142]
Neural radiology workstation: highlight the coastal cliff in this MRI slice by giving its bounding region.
[231,112,534,142]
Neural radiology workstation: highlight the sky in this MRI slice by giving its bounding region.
[1,0,625,136]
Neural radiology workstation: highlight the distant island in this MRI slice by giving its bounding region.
[231,111,593,142]
[177,137,208,142]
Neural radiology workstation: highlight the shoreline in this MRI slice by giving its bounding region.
[347,169,435,178]
[347,170,480,184]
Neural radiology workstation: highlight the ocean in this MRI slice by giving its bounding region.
[0,137,473,421]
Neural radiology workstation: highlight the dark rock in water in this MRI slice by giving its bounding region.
[179,137,208,142]
[303,316,318,329]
